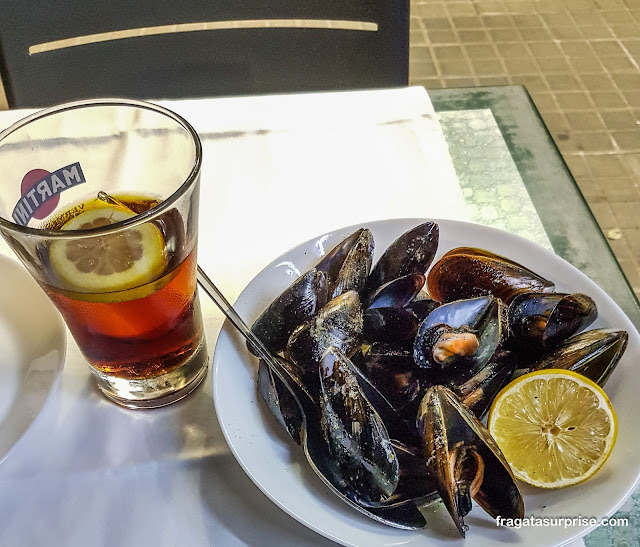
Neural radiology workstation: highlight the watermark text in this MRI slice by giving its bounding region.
[496,516,629,529]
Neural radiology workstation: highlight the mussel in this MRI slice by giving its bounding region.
[417,385,524,537]
[454,354,517,420]
[522,328,628,386]
[366,273,426,309]
[414,296,503,378]
[363,307,421,344]
[363,273,435,344]
[257,356,307,444]
[427,247,554,303]
[507,292,597,354]
[364,222,439,298]
[250,268,327,356]
[319,347,400,503]
[286,290,363,381]
[354,343,423,417]
[315,228,374,299]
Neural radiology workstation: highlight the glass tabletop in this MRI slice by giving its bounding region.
[430,85,639,546]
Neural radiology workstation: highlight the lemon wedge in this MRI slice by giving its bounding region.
[49,205,167,294]
[487,369,617,489]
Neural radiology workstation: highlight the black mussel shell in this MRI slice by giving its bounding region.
[315,228,374,299]
[525,328,628,386]
[417,386,524,538]
[365,222,439,298]
[367,273,426,309]
[508,292,597,354]
[414,296,502,375]
[405,297,440,322]
[454,354,517,420]
[363,307,420,344]
[355,343,423,419]
[257,356,307,444]
[250,269,327,356]
[427,247,554,304]
[319,347,400,503]
[286,290,363,379]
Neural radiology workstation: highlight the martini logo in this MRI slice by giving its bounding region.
[12,163,86,226]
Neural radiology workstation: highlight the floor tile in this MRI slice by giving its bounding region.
[589,202,618,230]
[503,57,540,74]
[545,74,582,91]
[574,177,607,203]
[464,44,499,58]
[554,92,593,110]
[590,41,628,57]
[612,202,640,228]
[601,177,640,202]
[600,110,640,129]
[436,59,473,76]
[495,42,530,57]
[447,3,478,16]
[443,77,477,87]
[612,131,640,150]
[579,73,616,91]
[470,58,507,75]
[527,41,564,58]
[432,45,465,60]
[585,155,628,177]
[563,154,592,177]
[549,25,583,40]
[451,16,484,29]
[477,76,511,85]
[482,15,514,27]
[426,29,457,44]
[565,111,605,130]
[512,74,549,91]
[589,91,628,109]
[457,29,491,42]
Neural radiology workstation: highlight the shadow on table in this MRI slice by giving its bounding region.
[198,448,337,545]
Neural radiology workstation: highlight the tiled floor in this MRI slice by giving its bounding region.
[409,0,640,297]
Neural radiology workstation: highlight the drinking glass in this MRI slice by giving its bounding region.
[0,99,208,409]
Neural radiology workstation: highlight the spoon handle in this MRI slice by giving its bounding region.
[196,267,269,358]
[196,266,427,530]
[196,266,294,387]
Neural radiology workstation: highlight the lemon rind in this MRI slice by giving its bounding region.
[487,369,618,489]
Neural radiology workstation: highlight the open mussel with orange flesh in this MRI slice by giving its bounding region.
[364,222,439,298]
[417,385,524,538]
[427,247,554,304]
[286,290,363,386]
[521,328,628,386]
[414,296,503,380]
[507,292,597,355]
[319,347,400,503]
[315,228,374,299]
[249,268,327,356]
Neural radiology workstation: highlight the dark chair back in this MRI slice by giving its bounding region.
[0,0,409,108]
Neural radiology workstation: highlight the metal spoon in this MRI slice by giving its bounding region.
[196,267,427,530]
[95,192,426,529]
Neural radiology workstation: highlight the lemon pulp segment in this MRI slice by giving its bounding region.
[487,369,617,489]
[49,205,167,294]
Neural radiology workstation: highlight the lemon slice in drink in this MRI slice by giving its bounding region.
[487,369,617,489]
[49,205,167,293]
